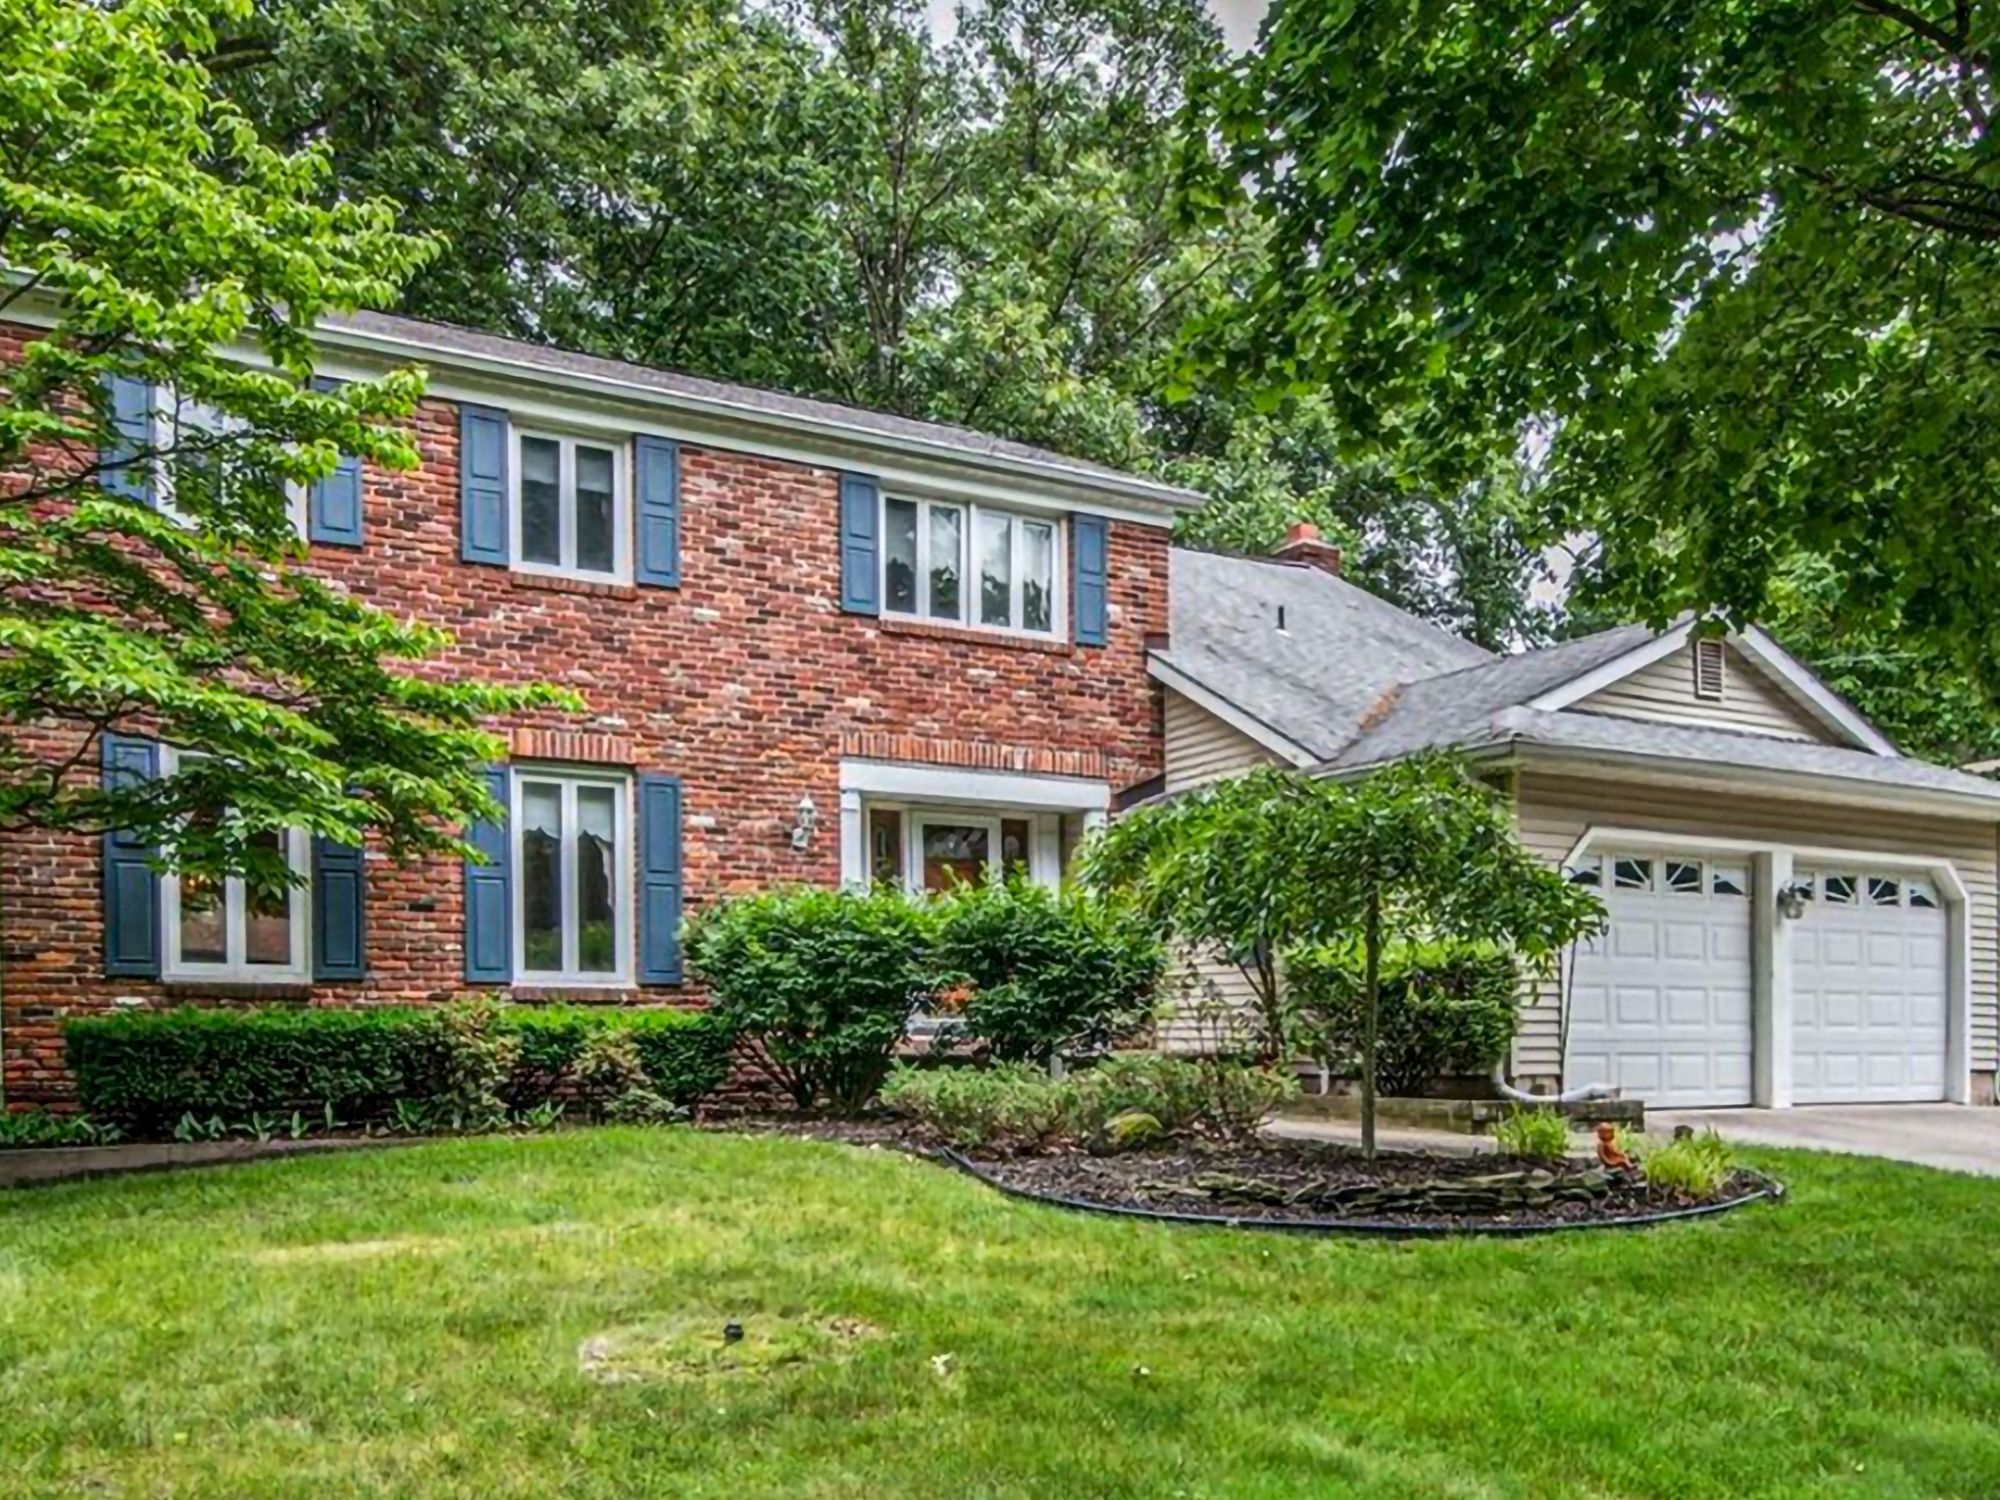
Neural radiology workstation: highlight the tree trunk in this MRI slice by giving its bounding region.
[1361,893,1381,1160]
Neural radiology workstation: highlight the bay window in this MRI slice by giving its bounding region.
[514,770,629,982]
[882,496,1061,636]
[514,430,626,580]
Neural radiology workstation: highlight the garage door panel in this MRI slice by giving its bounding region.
[1794,868,1947,1104]
[1566,852,1753,1109]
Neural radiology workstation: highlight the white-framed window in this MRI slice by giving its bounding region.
[512,429,628,582]
[159,748,311,981]
[863,801,1058,893]
[512,768,631,984]
[881,496,1063,637]
[150,390,309,535]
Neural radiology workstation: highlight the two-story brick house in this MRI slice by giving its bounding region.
[0,309,1199,1106]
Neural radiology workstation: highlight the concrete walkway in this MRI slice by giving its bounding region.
[1650,1104,2000,1178]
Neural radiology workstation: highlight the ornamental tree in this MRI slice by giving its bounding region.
[0,0,566,884]
[1187,0,2000,692]
[1085,759,1603,1154]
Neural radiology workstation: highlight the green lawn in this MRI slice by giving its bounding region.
[2,1130,1996,1499]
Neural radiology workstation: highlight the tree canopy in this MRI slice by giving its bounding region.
[1192,0,2000,694]
[1085,759,1603,1153]
[0,0,563,880]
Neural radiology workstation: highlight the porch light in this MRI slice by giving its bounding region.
[790,794,819,851]
[1776,881,1810,920]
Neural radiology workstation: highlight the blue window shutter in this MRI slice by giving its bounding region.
[634,435,681,587]
[101,733,160,977]
[638,773,685,984]
[312,838,367,979]
[460,404,510,565]
[838,472,880,615]
[463,766,512,983]
[307,378,364,547]
[101,375,155,505]
[1073,513,1109,647]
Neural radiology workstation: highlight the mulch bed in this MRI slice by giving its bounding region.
[714,1115,1781,1236]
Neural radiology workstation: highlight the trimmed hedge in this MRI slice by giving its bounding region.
[66,1005,735,1134]
[1287,942,1520,1097]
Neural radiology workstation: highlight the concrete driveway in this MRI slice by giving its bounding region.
[1649,1105,2000,1178]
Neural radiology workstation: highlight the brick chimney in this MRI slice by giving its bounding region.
[1274,521,1343,576]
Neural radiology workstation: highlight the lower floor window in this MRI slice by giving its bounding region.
[516,771,628,981]
[161,751,310,980]
[863,803,1055,892]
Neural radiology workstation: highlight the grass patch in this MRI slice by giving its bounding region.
[1,1130,1997,1497]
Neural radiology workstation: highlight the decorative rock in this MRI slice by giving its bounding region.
[1093,1111,1167,1155]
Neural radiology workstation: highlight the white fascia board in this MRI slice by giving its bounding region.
[311,323,1202,526]
[1733,626,1899,757]
[838,759,1111,811]
[1527,620,1696,712]
[1146,655,1322,769]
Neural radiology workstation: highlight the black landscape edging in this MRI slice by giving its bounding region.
[937,1149,1786,1239]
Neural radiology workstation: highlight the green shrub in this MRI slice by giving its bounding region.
[0,1109,123,1148]
[67,1007,447,1134]
[880,1055,1296,1150]
[686,885,936,1112]
[879,1064,1081,1151]
[1644,1130,1733,1198]
[66,1004,733,1134]
[1288,940,1519,1096]
[931,878,1164,1062]
[1073,1054,1298,1139]
[1492,1106,1573,1160]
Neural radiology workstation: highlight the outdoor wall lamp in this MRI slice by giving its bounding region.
[790,794,819,851]
[1776,881,1810,920]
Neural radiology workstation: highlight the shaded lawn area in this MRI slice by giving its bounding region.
[1,1130,1996,1499]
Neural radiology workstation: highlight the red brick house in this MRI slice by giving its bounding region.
[1,309,1197,1106]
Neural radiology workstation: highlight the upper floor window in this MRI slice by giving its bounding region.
[158,748,310,981]
[149,391,308,535]
[882,497,1062,637]
[514,430,627,581]
[514,768,630,983]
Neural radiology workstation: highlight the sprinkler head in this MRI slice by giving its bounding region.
[722,1320,744,1345]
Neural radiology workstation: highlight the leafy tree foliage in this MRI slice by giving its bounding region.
[1192,1,2000,687]
[1086,760,1602,1154]
[216,0,1551,645]
[0,0,563,880]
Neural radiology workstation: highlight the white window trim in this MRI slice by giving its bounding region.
[158,747,311,982]
[148,390,308,536]
[880,494,1066,640]
[509,766,633,987]
[509,427,631,584]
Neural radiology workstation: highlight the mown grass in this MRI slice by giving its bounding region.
[1,1128,1996,1498]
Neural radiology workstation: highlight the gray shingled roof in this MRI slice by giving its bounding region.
[1154,549,1492,760]
[320,310,1203,507]
[1163,550,2000,809]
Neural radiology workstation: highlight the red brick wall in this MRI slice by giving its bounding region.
[0,362,1170,1105]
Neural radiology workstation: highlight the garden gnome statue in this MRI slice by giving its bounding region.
[1594,1121,1635,1171]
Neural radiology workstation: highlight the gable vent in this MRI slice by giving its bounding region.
[1692,638,1727,701]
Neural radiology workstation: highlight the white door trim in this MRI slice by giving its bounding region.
[1557,825,1972,1107]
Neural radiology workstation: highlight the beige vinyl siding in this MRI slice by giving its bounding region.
[1576,642,1836,743]
[1163,690,1283,793]
[1157,690,1286,1050]
[1511,770,1998,1082]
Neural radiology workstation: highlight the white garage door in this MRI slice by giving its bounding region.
[1564,852,1754,1108]
[1793,869,1947,1103]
